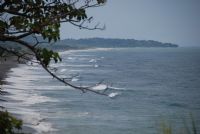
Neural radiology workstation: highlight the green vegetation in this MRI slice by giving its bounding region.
[53,38,178,49]
[0,0,107,96]
[160,115,198,134]
[0,0,107,133]
[0,1,192,134]
[37,48,62,67]
[160,121,172,134]
[0,111,24,134]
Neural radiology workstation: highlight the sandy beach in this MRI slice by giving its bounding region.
[0,57,17,84]
[0,57,37,133]
[0,57,18,100]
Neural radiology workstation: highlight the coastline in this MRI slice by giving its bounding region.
[0,57,37,134]
[0,57,17,84]
[0,58,17,106]
[1,48,199,134]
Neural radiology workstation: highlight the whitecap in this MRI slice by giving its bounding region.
[108,92,119,98]
[50,63,66,68]
[8,92,58,105]
[32,121,58,134]
[71,78,79,82]
[3,64,59,133]
[14,108,42,125]
[67,64,92,67]
[89,59,97,63]
[94,64,99,68]
[67,57,75,60]
[60,68,66,72]
[108,86,125,90]
[92,84,108,91]
[27,61,39,66]
[69,69,83,72]
[76,112,89,117]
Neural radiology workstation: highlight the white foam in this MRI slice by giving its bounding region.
[92,84,107,91]
[50,63,66,68]
[6,90,58,105]
[89,59,97,63]
[108,86,125,90]
[33,85,67,90]
[108,92,119,98]
[3,64,58,133]
[69,69,83,72]
[75,112,89,117]
[6,107,56,133]
[33,122,58,134]
[65,64,92,67]
[67,57,75,60]
[60,68,67,72]
[68,54,92,57]
[27,60,39,66]
[13,108,42,125]
[94,64,99,68]
[71,78,79,82]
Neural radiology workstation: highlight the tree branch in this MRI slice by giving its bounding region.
[4,39,109,96]
[0,0,109,97]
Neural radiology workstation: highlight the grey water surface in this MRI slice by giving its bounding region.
[2,47,200,134]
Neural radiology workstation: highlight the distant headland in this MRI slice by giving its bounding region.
[0,37,178,51]
[52,38,178,49]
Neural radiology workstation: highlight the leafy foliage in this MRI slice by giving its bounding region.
[0,0,106,66]
[160,115,198,134]
[0,0,106,42]
[37,48,62,66]
[0,110,24,134]
[0,1,109,133]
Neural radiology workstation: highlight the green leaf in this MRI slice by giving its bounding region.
[37,48,62,66]
[0,20,7,33]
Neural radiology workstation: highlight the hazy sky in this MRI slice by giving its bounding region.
[60,0,200,46]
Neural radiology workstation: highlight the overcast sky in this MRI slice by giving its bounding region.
[60,0,200,46]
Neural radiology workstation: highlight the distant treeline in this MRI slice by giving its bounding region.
[53,38,178,49]
[1,37,178,51]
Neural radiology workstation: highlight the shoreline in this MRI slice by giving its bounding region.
[0,58,37,134]
[0,57,18,84]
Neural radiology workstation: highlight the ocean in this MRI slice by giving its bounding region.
[2,47,200,134]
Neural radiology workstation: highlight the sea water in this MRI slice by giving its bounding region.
[1,47,200,134]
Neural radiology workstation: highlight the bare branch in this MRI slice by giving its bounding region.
[16,32,34,39]
[2,38,109,96]
[0,45,38,64]
[69,21,105,30]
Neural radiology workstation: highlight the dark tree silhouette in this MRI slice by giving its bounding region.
[0,0,109,96]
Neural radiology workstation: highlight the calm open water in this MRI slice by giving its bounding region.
[2,47,200,134]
